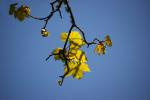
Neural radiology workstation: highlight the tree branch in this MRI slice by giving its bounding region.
[29,0,63,29]
[30,0,102,86]
[47,0,101,86]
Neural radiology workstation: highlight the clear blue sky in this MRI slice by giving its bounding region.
[0,0,150,100]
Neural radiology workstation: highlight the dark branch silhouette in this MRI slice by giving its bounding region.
[10,0,110,86]
[29,0,102,86]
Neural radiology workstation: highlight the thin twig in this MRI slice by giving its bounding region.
[29,0,63,29]
[46,53,59,61]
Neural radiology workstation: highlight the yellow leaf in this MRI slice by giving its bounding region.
[14,5,31,21]
[105,35,112,47]
[64,62,90,80]
[68,49,87,63]
[79,63,90,72]
[23,7,30,17]
[74,70,83,80]
[52,48,63,60]
[94,43,105,55]
[60,31,85,47]
[20,5,30,17]
[69,43,81,49]
[61,32,68,42]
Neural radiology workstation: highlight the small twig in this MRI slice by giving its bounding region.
[63,0,75,24]
[75,25,98,47]
[29,0,63,29]
[46,53,59,61]
[43,1,63,29]
[29,15,47,20]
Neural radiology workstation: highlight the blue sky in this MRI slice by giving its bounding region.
[0,0,150,100]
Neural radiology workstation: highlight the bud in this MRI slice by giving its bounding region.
[41,28,49,37]
[58,80,62,86]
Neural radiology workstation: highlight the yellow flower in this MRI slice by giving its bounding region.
[61,31,85,48]
[94,43,105,55]
[105,35,112,47]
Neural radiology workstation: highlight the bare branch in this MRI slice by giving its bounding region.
[29,0,63,29]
